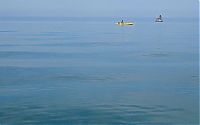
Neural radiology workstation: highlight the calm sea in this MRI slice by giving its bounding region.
[0,17,199,125]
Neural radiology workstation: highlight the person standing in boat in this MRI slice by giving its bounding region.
[159,15,162,20]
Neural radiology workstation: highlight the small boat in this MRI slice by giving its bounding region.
[116,20,134,26]
[155,15,163,22]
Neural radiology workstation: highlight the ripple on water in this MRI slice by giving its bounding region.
[142,52,170,57]
[0,30,17,33]
[0,103,185,124]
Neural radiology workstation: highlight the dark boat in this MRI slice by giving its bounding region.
[155,15,163,22]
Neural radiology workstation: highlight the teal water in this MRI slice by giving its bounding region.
[0,17,199,125]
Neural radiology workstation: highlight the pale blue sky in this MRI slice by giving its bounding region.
[0,0,198,17]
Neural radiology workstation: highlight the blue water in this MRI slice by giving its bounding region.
[0,17,199,125]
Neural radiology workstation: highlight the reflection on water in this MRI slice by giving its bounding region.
[0,18,198,125]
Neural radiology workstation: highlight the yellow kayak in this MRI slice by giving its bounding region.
[115,22,134,26]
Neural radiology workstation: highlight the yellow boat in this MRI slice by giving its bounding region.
[115,22,134,26]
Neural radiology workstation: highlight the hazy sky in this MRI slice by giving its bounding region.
[0,0,198,17]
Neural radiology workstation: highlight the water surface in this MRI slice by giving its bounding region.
[0,17,198,125]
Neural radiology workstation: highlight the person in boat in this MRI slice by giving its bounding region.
[118,20,124,24]
[159,15,162,20]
